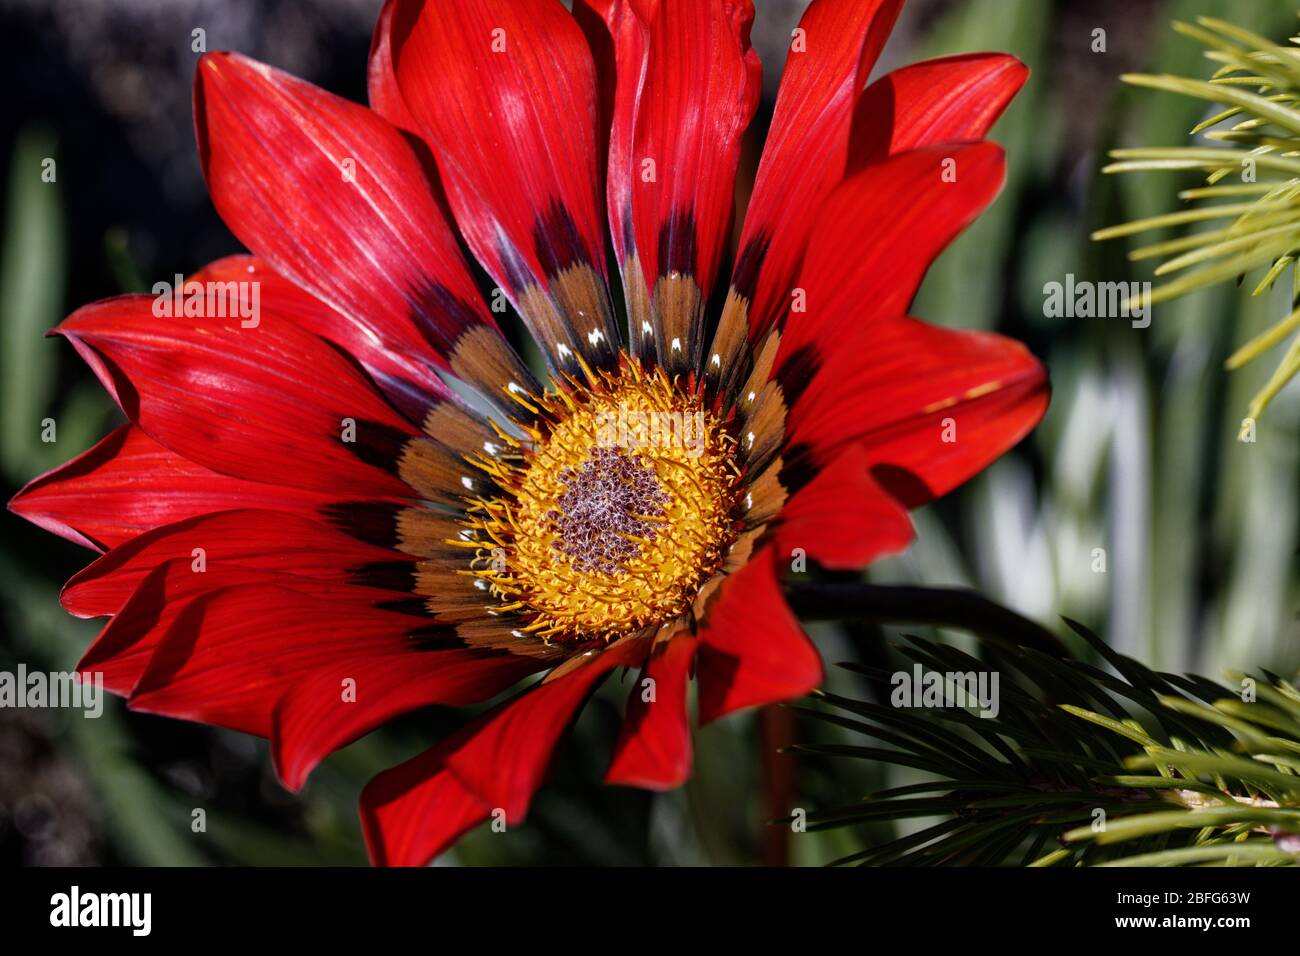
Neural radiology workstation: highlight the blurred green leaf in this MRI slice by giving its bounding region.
[0,128,64,480]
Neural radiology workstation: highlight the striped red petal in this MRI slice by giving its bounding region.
[77,560,380,696]
[444,639,647,815]
[194,52,492,381]
[273,646,543,792]
[605,632,696,790]
[57,295,418,498]
[850,52,1028,169]
[79,557,535,788]
[114,580,528,775]
[388,0,618,371]
[787,315,1048,507]
[361,744,488,867]
[778,141,1007,361]
[736,0,901,336]
[361,638,645,866]
[60,508,414,619]
[8,425,352,552]
[188,256,451,424]
[367,0,419,134]
[696,549,821,724]
[774,444,914,569]
[583,0,761,362]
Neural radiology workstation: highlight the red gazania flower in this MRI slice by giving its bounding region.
[10,0,1048,865]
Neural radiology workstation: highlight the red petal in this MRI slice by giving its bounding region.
[8,425,347,552]
[57,295,417,497]
[194,52,492,376]
[586,0,761,319]
[737,0,902,335]
[361,638,646,865]
[359,722,493,867]
[850,53,1027,169]
[389,0,618,369]
[82,558,535,788]
[786,315,1048,506]
[605,632,696,790]
[120,581,494,743]
[778,141,1006,360]
[60,508,413,619]
[773,444,914,569]
[696,550,821,723]
[273,645,543,792]
[444,639,646,815]
[76,560,344,696]
[189,256,451,424]
[367,0,419,133]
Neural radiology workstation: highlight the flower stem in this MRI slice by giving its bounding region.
[757,704,794,867]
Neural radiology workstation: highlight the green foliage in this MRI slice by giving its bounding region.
[1095,14,1300,424]
[0,129,64,479]
[800,618,1300,867]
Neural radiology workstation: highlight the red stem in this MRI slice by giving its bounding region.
[758,704,795,867]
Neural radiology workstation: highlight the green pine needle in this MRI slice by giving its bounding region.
[1094,14,1300,424]
[802,616,1300,867]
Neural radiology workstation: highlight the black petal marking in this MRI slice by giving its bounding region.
[658,208,698,279]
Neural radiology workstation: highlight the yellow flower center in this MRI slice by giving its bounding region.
[464,361,740,641]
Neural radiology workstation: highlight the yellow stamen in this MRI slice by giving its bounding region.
[463,359,740,641]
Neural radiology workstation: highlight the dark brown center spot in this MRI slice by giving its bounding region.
[547,447,670,575]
